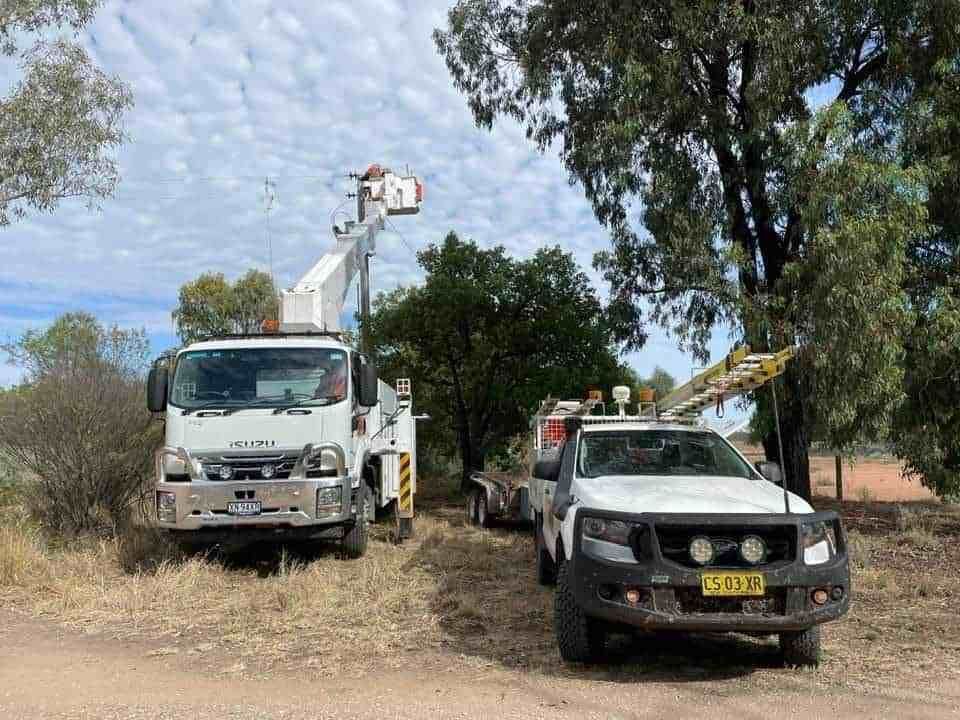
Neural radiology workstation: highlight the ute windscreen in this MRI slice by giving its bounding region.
[577,430,755,479]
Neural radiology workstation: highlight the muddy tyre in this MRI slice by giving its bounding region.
[554,558,605,663]
[535,515,556,586]
[780,626,821,667]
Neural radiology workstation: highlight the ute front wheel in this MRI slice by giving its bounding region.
[780,626,821,667]
[554,558,605,663]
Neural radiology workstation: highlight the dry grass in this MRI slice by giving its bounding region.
[1,494,958,691]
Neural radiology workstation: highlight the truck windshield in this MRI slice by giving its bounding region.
[577,430,755,480]
[171,348,348,410]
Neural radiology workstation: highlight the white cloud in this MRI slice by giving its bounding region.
[2,0,739,396]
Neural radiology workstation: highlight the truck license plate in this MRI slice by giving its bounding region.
[227,501,262,516]
[701,572,765,596]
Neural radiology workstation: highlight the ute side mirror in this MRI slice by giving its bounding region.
[147,367,168,413]
[358,362,379,407]
[756,461,783,486]
[532,458,560,482]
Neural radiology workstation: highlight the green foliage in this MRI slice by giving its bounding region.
[172,269,279,344]
[636,366,676,402]
[368,232,631,483]
[0,312,159,536]
[0,2,132,225]
[435,0,956,497]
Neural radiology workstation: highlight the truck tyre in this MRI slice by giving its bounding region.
[341,487,370,559]
[555,557,605,663]
[780,626,821,667]
[535,514,556,586]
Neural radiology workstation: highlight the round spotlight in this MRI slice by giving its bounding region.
[625,588,642,605]
[740,535,766,565]
[218,464,234,481]
[689,536,715,565]
[812,588,829,605]
[260,463,276,479]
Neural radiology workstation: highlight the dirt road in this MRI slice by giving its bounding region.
[2,610,957,720]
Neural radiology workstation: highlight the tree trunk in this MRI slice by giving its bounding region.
[457,426,485,492]
[760,366,812,502]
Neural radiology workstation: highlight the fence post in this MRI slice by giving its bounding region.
[835,455,843,501]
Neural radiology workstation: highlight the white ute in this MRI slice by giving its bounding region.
[530,348,851,666]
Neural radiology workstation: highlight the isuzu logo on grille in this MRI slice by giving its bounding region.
[227,440,277,449]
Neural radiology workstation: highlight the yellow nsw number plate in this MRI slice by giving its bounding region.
[701,572,765,596]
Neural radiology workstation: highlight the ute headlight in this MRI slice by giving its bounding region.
[739,535,766,565]
[316,487,342,517]
[689,536,715,565]
[156,491,177,523]
[582,517,633,546]
[802,521,836,565]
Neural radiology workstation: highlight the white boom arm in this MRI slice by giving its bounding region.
[279,165,422,333]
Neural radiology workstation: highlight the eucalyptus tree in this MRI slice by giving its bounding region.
[0,1,132,225]
[435,0,955,497]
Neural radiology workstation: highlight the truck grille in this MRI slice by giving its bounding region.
[655,524,796,569]
[201,453,298,481]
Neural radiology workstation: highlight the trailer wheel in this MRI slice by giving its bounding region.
[466,488,480,526]
[535,515,556,586]
[341,487,370,559]
[476,489,493,528]
[555,557,605,663]
[780,626,821,667]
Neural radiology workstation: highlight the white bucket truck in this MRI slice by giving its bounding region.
[146,166,424,556]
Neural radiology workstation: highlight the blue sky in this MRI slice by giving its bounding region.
[2,0,742,420]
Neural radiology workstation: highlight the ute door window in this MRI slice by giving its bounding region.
[170,348,349,410]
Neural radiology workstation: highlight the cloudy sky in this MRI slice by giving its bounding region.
[2,0,740,415]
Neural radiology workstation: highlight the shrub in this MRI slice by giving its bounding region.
[0,312,160,537]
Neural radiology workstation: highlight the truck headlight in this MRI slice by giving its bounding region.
[316,487,342,517]
[583,517,633,546]
[156,491,177,523]
[158,447,195,482]
[802,521,837,565]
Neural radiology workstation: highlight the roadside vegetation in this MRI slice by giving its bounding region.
[2,480,957,689]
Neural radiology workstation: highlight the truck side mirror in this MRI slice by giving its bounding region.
[147,367,168,413]
[755,461,783,486]
[532,459,560,482]
[358,363,378,407]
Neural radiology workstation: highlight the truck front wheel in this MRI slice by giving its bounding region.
[341,487,371,559]
[554,557,605,663]
[780,626,821,667]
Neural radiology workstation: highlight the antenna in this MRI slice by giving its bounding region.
[770,377,791,514]
[263,177,278,288]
